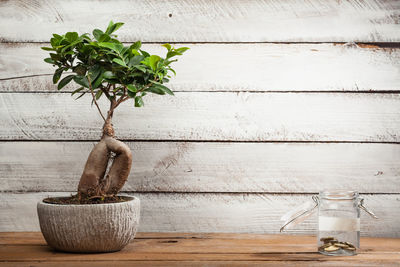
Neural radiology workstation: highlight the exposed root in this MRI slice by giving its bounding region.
[76,96,133,201]
[102,136,133,195]
[77,140,109,198]
[77,120,132,200]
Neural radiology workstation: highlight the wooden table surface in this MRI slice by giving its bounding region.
[0,232,399,266]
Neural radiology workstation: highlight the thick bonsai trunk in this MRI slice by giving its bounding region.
[77,108,132,199]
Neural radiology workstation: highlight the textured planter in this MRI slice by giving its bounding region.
[37,196,140,253]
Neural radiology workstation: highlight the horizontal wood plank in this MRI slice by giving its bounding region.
[1,142,399,193]
[0,0,399,42]
[1,250,399,264]
[1,92,399,142]
[1,262,398,267]
[2,232,400,251]
[1,43,400,92]
[0,233,399,265]
[0,192,398,237]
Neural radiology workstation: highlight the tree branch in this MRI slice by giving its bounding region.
[100,85,112,100]
[87,76,106,122]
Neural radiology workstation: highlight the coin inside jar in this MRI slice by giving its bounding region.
[318,237,357,254]
[320,237,335,243]
[318,243,332,250]
[324,245,340,252]
[334,243,349,248]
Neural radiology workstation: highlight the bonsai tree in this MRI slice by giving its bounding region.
[42,21,188,203]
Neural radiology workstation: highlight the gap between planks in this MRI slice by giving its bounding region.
[1,139,400,144]
[1,41,400,46]
[2,88,400,94]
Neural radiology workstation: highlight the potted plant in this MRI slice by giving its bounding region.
[38,21,188,252]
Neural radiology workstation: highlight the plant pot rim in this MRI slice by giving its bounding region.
[38,195,138,207]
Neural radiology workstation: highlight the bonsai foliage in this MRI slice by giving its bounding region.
[42,21,188,201]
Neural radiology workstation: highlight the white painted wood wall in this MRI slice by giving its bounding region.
[0,0,399,237]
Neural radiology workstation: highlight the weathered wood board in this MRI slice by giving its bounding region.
[1,43,400,92]
[2,233,400,266]
[0,192,398,237]
[1,92,399,142]
[1,0,399,237]
[1,142,399,193]
[1,233,400,266]
[0,0,399,42]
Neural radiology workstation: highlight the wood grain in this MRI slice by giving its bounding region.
[1,142,399,193]
[0,0,399,42]
[1,92,400,142]
[1,43,400,92]
[0,233,399,266]
[1,262,398,267]
[0,192,398,237]
[2,232,400,251]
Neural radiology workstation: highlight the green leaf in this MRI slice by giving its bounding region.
[81,33,91,40]
[53,68,63,84]
[149,55,161,71]
[147,84,174,95]
[92,71,104,88]
[140,50,150,57]
[75,92,86,100]
[98,42,116,50]
[73,76,89,88]
[52,34,62,39]
[110,38,122,44]
[167,51,179,58]
[131,49,140,56]
[73,65,87,76]
[127,84,137,93]
[156,84,174,95]
[176,47,190,53]
[128,55,144,67]
[87,66,102,82]
[65,32,79,42]
[98,42,123,53]
[105,21,124,35]
[60,39,83,53]
[130,41,142,50]
[135,66,146,73]
[121,46,130,58]
[41,47,55,51]
[127,90,136,98]
[98,33,111,42]
[112,22,124,33]
[105,21,114,33]
[147,85,165,95]
[44,58,55,64]
[112,58,127,67]
[162,43,171,50]
[168,67,176,76]
[50,37,59,47]
[134,96,144,107]
[103,71,115,79]
[50,53,62,61]
[92,29,104,40]
[57,75,75,90]
[71,87,84,96]
[95,90,103,100]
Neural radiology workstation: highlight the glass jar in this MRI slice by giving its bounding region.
[280,190,377,256]
[318,191,360,256]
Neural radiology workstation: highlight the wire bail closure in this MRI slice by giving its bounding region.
[280,195,378,232]
[359,198,378,219]
[280,195,319,232]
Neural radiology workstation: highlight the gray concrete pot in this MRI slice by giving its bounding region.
[37,196,140,253]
